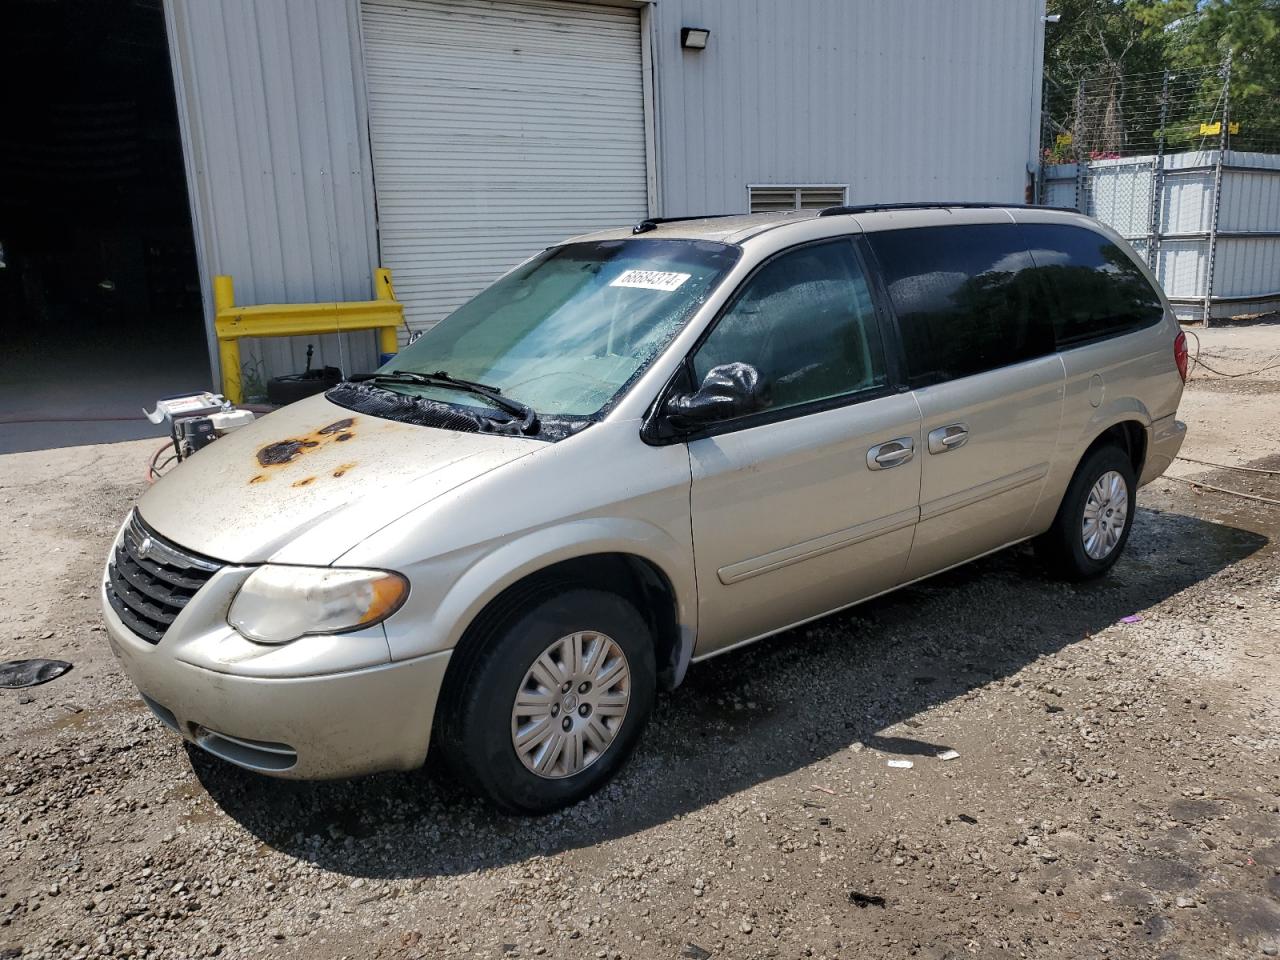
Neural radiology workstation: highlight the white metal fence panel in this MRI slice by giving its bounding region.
[1217,237,1280,298]
[1042,150,1280,320]
[1085,158,1153,240]
[1042,163,1077,209]
[361,0,649,334]
[1219,166,1280,233]
[1161,173,1215,237]
[1156,239,1209,301]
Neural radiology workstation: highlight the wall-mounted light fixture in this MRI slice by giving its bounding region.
[680,27,710,50]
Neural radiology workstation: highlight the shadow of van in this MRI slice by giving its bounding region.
[191,506,1266,879]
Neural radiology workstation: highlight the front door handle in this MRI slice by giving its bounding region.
[927,423,969,454]
[867,437,915,471]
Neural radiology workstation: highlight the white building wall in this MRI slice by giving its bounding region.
[647,0,1045,215]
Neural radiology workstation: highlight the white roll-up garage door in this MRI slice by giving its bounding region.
[361,0,650,334]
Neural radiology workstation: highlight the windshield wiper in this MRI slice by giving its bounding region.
[355,370,539,435]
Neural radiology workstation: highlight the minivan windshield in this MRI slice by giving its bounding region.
[373,238,741,421]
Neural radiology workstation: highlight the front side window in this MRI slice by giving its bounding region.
[371,238,741,421]
[691,239,887,414]
[867,224,1055,389]
[1017,223,1165,347]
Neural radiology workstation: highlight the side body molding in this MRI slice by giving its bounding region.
[718,507,918,585]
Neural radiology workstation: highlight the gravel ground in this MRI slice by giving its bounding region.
[1,323,1277,960]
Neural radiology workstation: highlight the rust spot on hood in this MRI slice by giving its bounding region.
[256,418,359,467]
[332,463,356,478]
[257,439,314,466]
[292,476,316,488]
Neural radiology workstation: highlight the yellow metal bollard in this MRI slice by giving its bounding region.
[374,267,395,301]
[213,274,235,312]
[374,268,400,356]
[212,276,243,404]
[378,325,400,357]
[212,270,406,405]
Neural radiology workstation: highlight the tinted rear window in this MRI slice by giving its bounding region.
[867,224,1054,388]
[1018,223,1164,347]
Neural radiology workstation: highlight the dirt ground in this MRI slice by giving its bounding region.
[1,323,1277,960]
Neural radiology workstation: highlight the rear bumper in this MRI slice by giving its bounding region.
[102,593,450,780]
[1139,414,1187,486]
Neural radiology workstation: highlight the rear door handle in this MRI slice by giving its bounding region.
[867,437,915,470]
[927,423,969,454]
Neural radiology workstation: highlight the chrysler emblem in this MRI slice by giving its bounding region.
[137,536,155,560]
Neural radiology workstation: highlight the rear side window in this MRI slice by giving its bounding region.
[867,224,1054,388]
[1018,223,1164,347]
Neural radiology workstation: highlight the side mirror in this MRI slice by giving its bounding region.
[665,362,766,429]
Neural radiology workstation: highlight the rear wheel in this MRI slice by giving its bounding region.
[1035,444,1137,580]
[438,587,655,814]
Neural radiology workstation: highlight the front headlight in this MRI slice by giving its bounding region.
[227,565,409,645]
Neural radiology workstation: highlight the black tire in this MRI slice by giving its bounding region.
[266,366,343,405]
[1035,444,1137,581]
[437,587,656,814]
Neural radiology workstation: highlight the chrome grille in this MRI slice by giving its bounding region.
[106,513,223,644]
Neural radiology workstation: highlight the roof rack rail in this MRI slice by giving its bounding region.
[632,214,737,235]
[818,201,1066,217]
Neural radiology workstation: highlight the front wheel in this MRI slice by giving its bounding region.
[437,588,656,814]
[1035,445,1137,580]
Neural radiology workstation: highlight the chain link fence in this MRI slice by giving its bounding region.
[1039,60,1280,325]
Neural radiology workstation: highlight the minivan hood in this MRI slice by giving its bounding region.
[136,394,537,564]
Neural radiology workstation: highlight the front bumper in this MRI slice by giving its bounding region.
[101,580,451,780]
[1139,414,1188,486]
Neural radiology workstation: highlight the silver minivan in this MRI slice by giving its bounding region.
[101,204,1188,812]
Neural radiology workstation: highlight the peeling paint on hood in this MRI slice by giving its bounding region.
[136,394,538,564]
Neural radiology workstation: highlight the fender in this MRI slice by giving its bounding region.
[1028,398,1156,537]
[374,516,697,664]
[1071,396,1153,449]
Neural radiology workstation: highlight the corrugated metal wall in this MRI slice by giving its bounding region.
[164,0,381,398]
[361,0,650,334]
[1160,152,1219,308]
[1043,171,1078,210]
[1211,152,1280,313]
[648,0,1045,214]
[1044,151,1280,319]
[166,0,1046,387]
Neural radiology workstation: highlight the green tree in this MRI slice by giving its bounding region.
[1133,0,1280,150]
[1044,0,1280,156]
[1043,0,1166,157]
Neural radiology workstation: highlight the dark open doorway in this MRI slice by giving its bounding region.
[0,0,211,453]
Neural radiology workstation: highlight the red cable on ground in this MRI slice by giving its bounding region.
[146,442,173,484]
[0,415,148,425]
[1165,474,1280,507]
[1176,455,1280,475]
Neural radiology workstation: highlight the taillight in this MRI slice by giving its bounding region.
[1174,331,1189,382]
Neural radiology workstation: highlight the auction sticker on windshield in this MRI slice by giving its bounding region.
[609,269,691,292]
